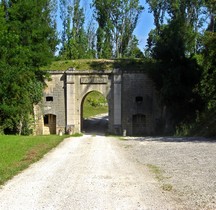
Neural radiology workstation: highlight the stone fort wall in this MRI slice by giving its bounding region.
[34,69,162,136]
[121,71,161,136]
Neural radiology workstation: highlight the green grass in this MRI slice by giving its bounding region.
[83,105,108,119]
[0,135,67,185]
[83,91,108,118]
[71,133,83,137]
[147,164,165,181]
[147,164,173,191]
[42,58,148,71]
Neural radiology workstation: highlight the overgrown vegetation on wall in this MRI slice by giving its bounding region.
[42,58,148,71]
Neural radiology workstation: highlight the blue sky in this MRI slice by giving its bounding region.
[57,0,155,52]
[134,0,154,51]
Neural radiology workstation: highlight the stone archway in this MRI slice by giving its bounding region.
[65,69,119,134]
[81,91,109,134]
[39,68,161,136]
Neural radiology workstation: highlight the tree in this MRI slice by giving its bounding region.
[0,0,58,135]
[59,0,92,59]
[200,31,216,110]
[124,35,144,58]
[86,18,97,58]
[7,0,58,67]
[200,0,216,110]
[92,0,113,58]
[92,0,143,58]
[113,0,144,58]
[145,0,205,133]
[69,0,89,59]
[59,0,71,54]
[145,0,167,34]
[146,0,205,55]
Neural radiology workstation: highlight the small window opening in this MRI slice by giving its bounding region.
[135,96,143,104]
[46,96,53,101]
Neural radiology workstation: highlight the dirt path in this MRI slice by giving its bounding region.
[0,135,180,210]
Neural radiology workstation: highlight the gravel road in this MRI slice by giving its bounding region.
[0,135,181,210]
[120,136,216,210]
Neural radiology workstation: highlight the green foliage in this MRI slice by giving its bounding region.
[59,0,93,59]
[148,17,196,60]
[58,0,143,59]
[7,0,58,67]
[87,94,107,107]
[191,110,216,137]
[0,0,57,135]
[0,5,6,32]
[145,1,208,134]
[200,31,216,110]
[92,0,144,58]
[125,36,144,58]
[150,59,202,125]
[146,0,216,136]
[71,133,83,137]
[147,21,202,128]
[176,109,216,137]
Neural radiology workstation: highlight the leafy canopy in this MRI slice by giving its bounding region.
[0,0,57,135]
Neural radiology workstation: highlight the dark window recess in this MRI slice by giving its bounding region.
[133,114,146,126]
[135,96,143,104]
[44,115,49,124]
[46,96,53,101]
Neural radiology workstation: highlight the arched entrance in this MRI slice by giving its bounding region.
[81,91,109,135]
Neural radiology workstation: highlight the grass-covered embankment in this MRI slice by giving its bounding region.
[0,135,67,185]
[42,58,148,71]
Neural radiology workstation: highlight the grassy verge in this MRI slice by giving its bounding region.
[83,105,108,119]
[0,135,67,186]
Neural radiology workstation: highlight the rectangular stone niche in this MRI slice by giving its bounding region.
[80,77,108,84]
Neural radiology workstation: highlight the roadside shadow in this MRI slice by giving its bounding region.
[82,115,108,136]
[121,136,216,143]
